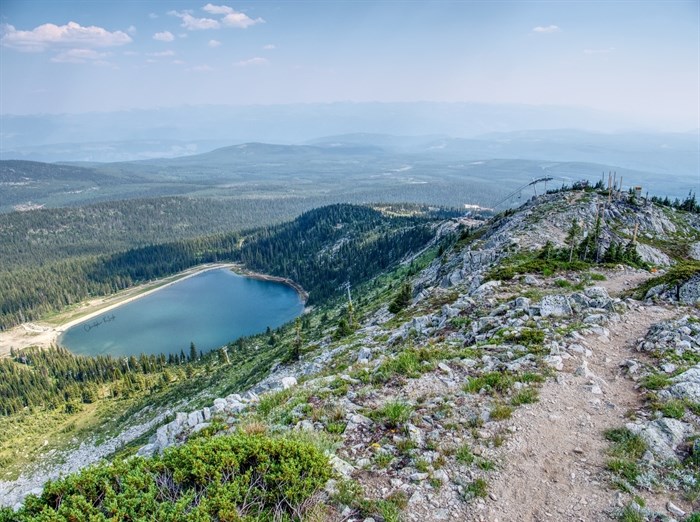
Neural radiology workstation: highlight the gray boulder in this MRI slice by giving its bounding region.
[539,295,572,318]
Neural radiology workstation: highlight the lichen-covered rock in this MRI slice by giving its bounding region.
[539,295,572,318]
[679,274,700,305]
[666,364,700,402]
[627,418,693,462]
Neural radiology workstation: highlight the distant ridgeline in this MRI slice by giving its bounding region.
[0,204,455,331]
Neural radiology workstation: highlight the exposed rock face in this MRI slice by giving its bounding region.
[635,244,672,267]
[636,315,700,358]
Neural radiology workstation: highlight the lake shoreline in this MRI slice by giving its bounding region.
[0,264,307,357]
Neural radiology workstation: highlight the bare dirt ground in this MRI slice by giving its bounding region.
[469,303,683,522]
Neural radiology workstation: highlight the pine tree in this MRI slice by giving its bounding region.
[389,282,412,313]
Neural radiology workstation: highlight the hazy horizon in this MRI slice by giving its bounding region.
[1,1,698,132]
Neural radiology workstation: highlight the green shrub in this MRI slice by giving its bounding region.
[635,260,700,298]
[14,432,331,521]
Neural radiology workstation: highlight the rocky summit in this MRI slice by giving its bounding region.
[2,187,699,521]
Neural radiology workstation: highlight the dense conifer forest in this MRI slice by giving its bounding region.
[0,204,455,330]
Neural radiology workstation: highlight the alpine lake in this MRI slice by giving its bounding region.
[59,268,305,358]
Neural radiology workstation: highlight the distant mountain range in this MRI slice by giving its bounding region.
[3,101,695,162]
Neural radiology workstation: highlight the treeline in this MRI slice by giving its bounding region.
[650,191,700,214]
[0,204,445,330]
[0,196,308,269]
[0,346,180,416]
[237,204,437,304]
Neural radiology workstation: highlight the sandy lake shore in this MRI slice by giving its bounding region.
[0,263,307,357]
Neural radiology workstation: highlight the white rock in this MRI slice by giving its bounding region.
[544,355,564,371]
[281,376,298,390]
[540,295,572,318]
[329,455,355,476]
[187,410,203,428]
[667,501,685,517]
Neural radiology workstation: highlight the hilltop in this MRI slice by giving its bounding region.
[1,187,699,521]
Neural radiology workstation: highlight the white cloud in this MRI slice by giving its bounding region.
[222,12,264,28]
[51,48,110,64]
[149,13,158,19]
[126,25,137,35]
[123,50,139,56]
[169,10,220,30]
[172,59,185,64]
[202,4,264,28]
[202,3,231,15]
[1,21,132,52]
[208,39,221,47]
[235,56,267,66]
[153,31,175,42]
[262,43,275,50]
[584,47,614,55]
[532,25,561,34]
[147,50,175,57]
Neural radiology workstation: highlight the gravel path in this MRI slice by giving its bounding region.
[470,304,678,522]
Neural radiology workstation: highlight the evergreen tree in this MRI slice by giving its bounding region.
[389,281,412,313]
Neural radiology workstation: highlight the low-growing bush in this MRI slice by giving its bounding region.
[11,432,331,521]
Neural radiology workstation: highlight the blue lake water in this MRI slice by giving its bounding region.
[59,268,304,358]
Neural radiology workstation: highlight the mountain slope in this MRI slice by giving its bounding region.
[2,189,699,520]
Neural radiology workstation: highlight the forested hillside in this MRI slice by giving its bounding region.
[0,204,452,330]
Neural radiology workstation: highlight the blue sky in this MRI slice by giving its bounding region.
[0,1,698,129]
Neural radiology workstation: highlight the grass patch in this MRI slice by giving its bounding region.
[618,504,644,522]
[510,388,539,406]
[659,399,686,419]
[456,444,475,464]
[465,478,488,498]
[605,428,647,460]
[641,373,670,391]
[371,400,413,428]
[464,372,514,395]
[605,427,646,488]
[490,403,513,421]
